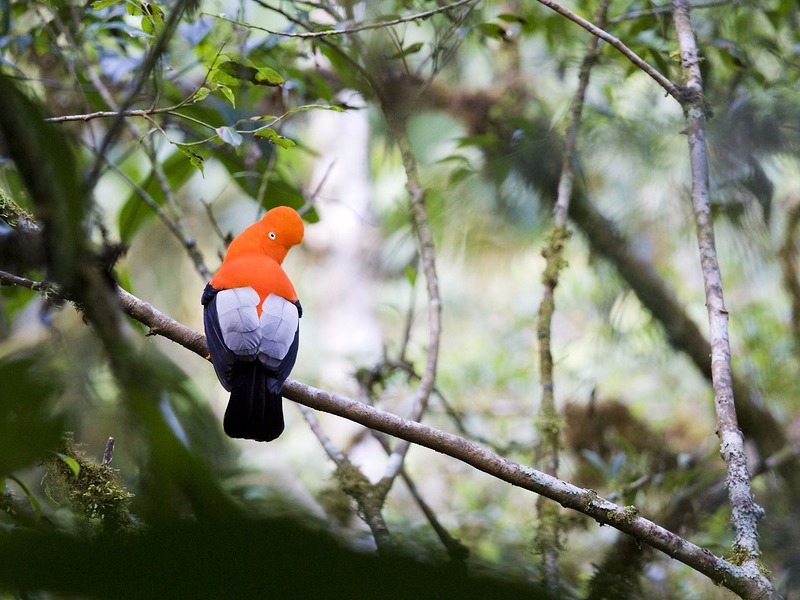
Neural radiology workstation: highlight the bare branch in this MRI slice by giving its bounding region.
[99,153,210,280]
[533,2,611,592]
[102,437,116,466]
[208,0,478,39]
[672,0,766,576]
[533,0,682,100]
[298,405,394,553]
[0,269,53,293]
[44,105,198,125]
[374,113,443,504]
[0,269,780,597]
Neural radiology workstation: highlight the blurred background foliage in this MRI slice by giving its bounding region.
[0,0,799,597]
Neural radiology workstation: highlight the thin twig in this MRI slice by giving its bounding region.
[206,0,477,39]
[370,429,469,561]
[44,104,199,124]
[99,152,210,280]
[609,0,735,24]
[83,0,200,194]
[301,404,395,552]
[533,0,681,100]
[298,404,348,465]
[375,113,443,505]
[0,269,53,293]
[533,2,611,592]
[671,0,765,574]
[297,404,394,552]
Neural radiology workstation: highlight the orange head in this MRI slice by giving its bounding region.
[224,206,304,265]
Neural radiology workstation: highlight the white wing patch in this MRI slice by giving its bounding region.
[257,294,299,368]
[215,287,261,356]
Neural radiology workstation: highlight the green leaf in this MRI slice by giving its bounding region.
[404,265,417,286]
[140,3,165,37]
[477,22,508,40]
[215,60,285,87]
[496,13,527,25]
[7,474,42,524]
[191,87,210,103]
[217,84,235,108]
[176,144,205,175]
[54,452,81,477]
[258,179,305,210]
[253,66,284,86]
[210,68,242,88]
[448,166,474,187]
[91,0,120,8]
[254,127,296,149]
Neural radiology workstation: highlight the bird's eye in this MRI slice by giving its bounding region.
[268,232,276,240]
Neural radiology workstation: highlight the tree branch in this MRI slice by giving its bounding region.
[672,0,765,575]
[533,1,610,591]
[298,405,394,553]
[375,113,443,505]
[0,270,781,598]
[533,0,682,100]
[209,0,478,39]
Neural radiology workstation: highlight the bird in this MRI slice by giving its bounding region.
[201,206,304,442]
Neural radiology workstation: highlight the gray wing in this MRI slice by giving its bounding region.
[214,287,261,357]
[257,293,300,369]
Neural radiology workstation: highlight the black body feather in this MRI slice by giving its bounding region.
[202,283,299,442]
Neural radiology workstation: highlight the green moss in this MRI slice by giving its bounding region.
[622,505,639,522]
[535,409,564,440]
[0,187,34,227]
[318,484,356,526]
[45,435,135,533]
[600,504,639,528]
[726,545,772,580]
[540,225,571,286]
[726,545,750,566]
[333,462,383,518]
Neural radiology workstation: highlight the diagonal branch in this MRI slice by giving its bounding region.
[0,270,781,599]
[671,0,765,572]
[533,0,681,100]
[297,405,393,553]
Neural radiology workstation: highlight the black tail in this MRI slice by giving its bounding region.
[223,362,285,442]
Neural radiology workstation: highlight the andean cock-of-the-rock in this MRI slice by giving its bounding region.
[202,206,304,442]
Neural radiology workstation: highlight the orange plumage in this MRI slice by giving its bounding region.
[210,205,304,307]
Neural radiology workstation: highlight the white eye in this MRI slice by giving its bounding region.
[268,232,276,240]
